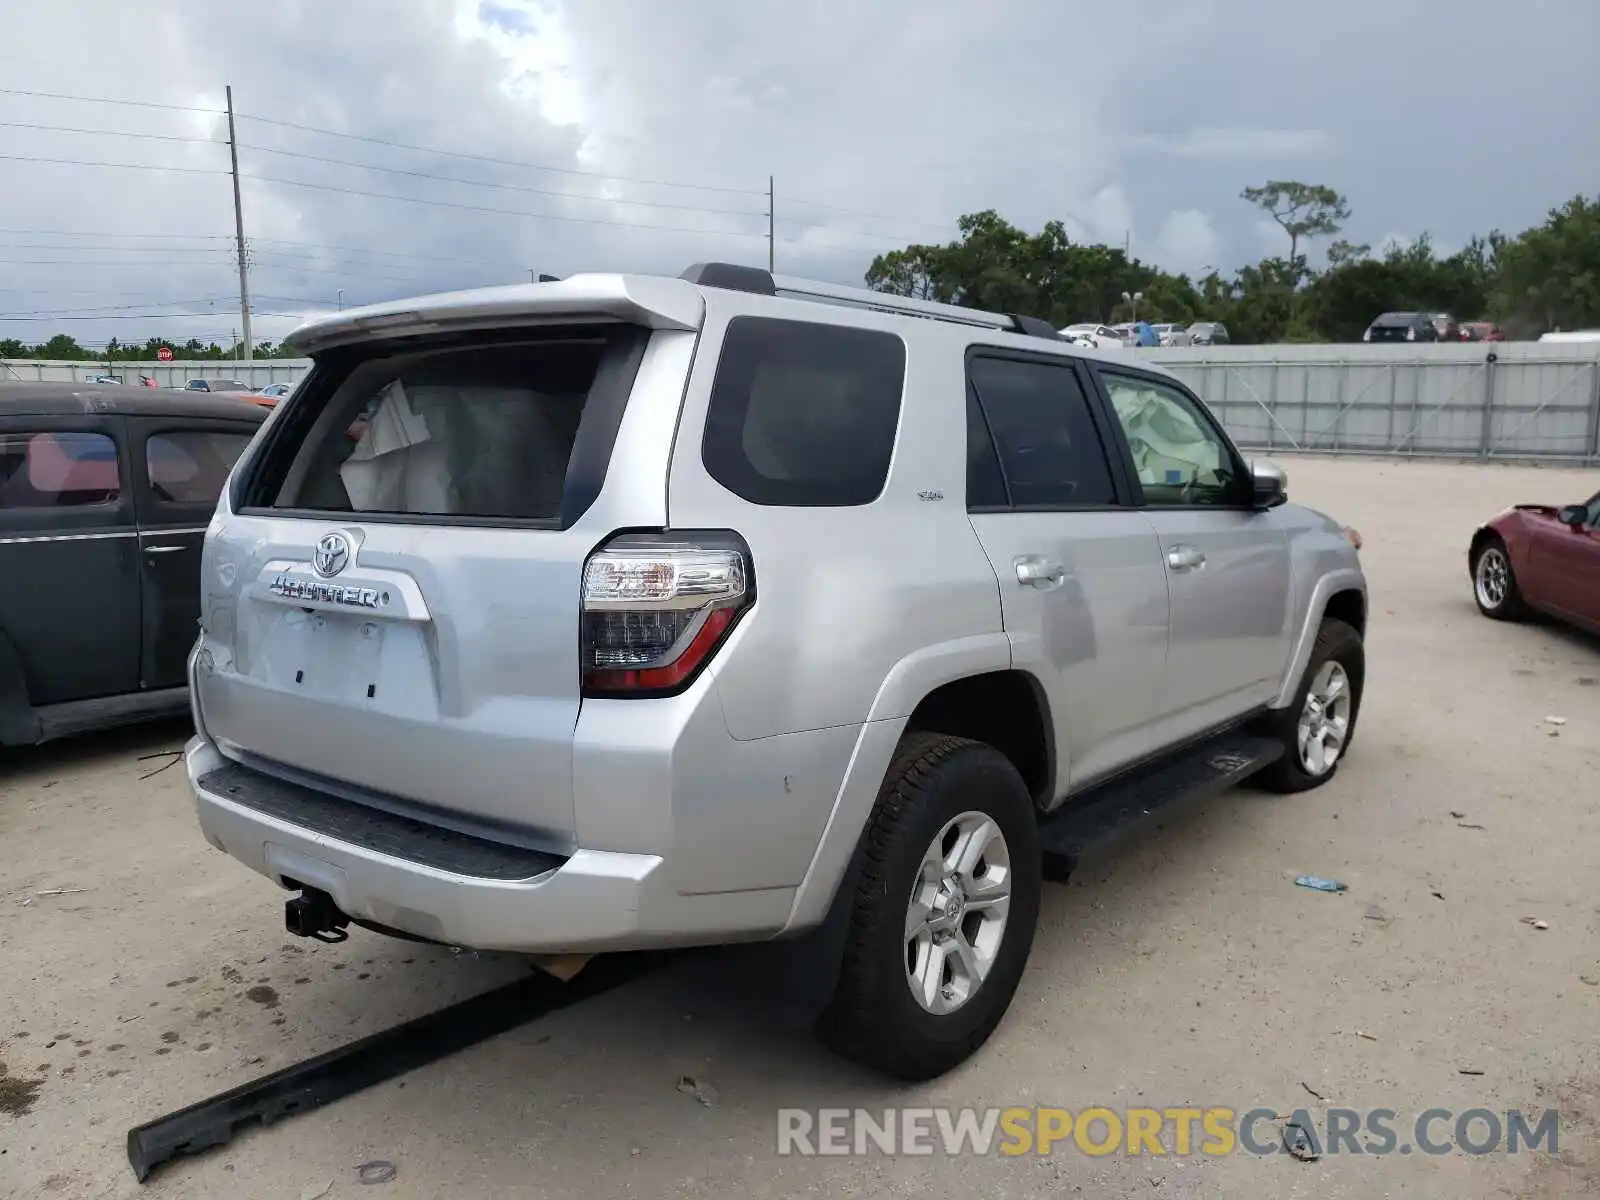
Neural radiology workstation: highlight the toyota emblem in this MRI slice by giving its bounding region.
[312,531,352,578]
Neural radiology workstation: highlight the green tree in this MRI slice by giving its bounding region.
[1492,195,1600,332]
[38,334,89,359]
[865,210,1200,329]
[1241,181,1352,276]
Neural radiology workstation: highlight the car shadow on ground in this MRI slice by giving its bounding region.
[0,716,194,785]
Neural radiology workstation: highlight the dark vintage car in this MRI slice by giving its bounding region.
[1362,312,1440,343]
[1469,487,1600,634]
[0,384,268,746]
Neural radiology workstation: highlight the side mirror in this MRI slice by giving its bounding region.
[1557,504,1588,530]
[1250,458,1288,509]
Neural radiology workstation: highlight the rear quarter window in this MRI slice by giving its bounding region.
[701,316,906,507]
[146,430,254,505]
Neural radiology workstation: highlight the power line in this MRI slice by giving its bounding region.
[0,297,226,318]
[236,111,765,197]
[0,228,231,242]
[239,142,768,217]
[0,258,235,267]
[0,119,225,146]
[0,86,224,114]
[249,237,505,267]
[0,152,228,176]
[239,172,768,239]
[781,193,953,237]
[0,311,245,322]
[0,242,232,253]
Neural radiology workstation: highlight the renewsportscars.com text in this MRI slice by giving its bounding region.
[776,1106,1560,1158]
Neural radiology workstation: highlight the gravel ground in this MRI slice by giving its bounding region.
[2,455,1598,1199]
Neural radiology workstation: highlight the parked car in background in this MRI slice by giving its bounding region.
[1429,313,1460,341]
[1151,323,1192,346]
[1058,323,1125,349]
[1458,321,1505,342]
[183,378,251,393]
[1188,321,1230,346]
[1362,313,1438,343]
[1538,330,1600,344]
[0,384,267,746]
[1470,487,1600,635]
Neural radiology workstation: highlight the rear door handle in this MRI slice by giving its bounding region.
[144,544,187,554]
[1166,545,1205,571]
[1015,556,1066,588]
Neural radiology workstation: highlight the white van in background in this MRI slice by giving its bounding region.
[1537,330,1600,343]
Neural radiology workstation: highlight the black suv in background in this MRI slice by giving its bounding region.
[1187,321,1231,346]
[1362,312,1440,343]
[0,384,266,746]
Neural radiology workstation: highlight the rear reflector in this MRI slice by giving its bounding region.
[581,532,752,698]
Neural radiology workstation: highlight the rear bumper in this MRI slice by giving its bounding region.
[185,736,796,953]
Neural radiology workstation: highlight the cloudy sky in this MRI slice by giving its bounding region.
[1,0,1596,352]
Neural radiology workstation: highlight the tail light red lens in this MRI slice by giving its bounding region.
[581,531,753,698]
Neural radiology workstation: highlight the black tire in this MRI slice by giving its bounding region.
[816,732,1042,1081]
[1254,618,1365,794]
[1470,535,1527,620]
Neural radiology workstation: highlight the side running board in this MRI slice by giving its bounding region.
[1037,733,1284,878]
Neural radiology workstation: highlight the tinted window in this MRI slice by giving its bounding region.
[146,430,253,505]
[967,356,1116,507]
[702,317,905,507]
[0,431,121,509]
[260,333,638,522]
[965,391,1008,508]
[1100,372,1244,506]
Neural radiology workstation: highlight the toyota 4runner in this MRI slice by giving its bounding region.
[184,263,1367,1080]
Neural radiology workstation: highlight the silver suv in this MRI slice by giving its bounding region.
[184,263,1367,1079]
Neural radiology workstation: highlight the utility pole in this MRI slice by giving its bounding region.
[767,176,775,273]
[225,85,253,362]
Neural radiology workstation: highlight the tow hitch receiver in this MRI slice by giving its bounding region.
[284,888,350,943]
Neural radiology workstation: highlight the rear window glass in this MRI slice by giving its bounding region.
[146,430,253,505]
[967,356,1116,507]
[0,431,121,509]
[701,316,905,507]
[257,335,631,522]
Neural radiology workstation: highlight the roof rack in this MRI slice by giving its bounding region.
[679,262,1062,342]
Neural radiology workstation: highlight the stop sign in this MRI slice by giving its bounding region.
[156,346,173,362]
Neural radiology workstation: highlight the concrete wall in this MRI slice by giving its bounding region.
[1,359,312,388]
[1141,341,1600,463]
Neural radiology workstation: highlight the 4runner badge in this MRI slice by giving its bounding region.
[267,575,387,609]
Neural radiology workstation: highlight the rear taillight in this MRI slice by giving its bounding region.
[581,531,753,698]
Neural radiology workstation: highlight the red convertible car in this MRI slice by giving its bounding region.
[1469,487,1600,633]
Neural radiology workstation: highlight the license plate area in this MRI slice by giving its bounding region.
[282,608,386,702]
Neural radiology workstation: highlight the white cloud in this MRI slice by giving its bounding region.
[1128,128,1336,160]
[1085,185,1135,250]
[1154,209,1221,274]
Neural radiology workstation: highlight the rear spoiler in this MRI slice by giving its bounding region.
[283,273,706,356]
